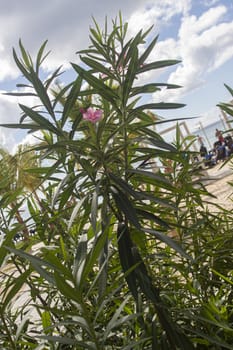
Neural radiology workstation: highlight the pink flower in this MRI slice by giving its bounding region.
[81,107,103,123]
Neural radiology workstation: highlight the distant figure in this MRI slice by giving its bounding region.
[214,140,226,162]
[215,129,224,143]
[197,134,204,146]
[200,144,208,157]
[225,134,233,155]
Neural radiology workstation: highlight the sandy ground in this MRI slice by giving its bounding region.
[201,161,233,210]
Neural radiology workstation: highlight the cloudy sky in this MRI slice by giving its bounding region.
[0,0,233,151]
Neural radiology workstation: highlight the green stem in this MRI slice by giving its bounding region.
[122,109,129,181]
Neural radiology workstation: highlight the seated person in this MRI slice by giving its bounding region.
[200,144,208,157]
[214,141,227,161]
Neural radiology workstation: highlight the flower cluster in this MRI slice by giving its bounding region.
[80,107,103,123]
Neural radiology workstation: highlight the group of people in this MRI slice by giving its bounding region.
[198,128,233,167]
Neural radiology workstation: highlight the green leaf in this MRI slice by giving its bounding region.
[91,189,98,232]
[3,92,37,97]
[28,68,55,118]
[41,311,52,334]
[117,222,139,301]
[37,335,78,346]
[111,187,141,229]
[224,83,233,97]
[137,59,181,74]
[13,47,31,80]
[0,227,19,267]
[217,103,233,117]
[2,268,32,310]
[138,35,159,65]
[103,296,132,341]
[62,76,83,127]
[128,168,173,185]
[19,104,62,135]
[44,65,63,90]
[80,56,116,80]
[36,40,49,73]
[15,314,30,341]
[123,46,139,105]
[109,172,141,198]
[76,228,109,291]
[134,102,186,112]
[136,209,170,229]
[68,196,87,231]
[54,271,80,303]
[0,123,42,131]
[185,328,233,350]
[6,247,56,285]
[143,227,192,260]
[71,63,119,108]
[19,39,32,69]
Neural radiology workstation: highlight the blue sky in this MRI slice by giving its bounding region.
[0,0,233,151]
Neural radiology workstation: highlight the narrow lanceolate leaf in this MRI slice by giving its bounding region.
[54,271,80,304]
[117,222,139,301]
[71,63,119,107]
[109,172,141,198]
[52,173,71,207]
[143,227,192,260]
[13,47,31,80]
[73,233,88,280]
[125,29,143,64]
[80,56,116,80]
[134,102,186,112]
[68,197,87,231]
[217,103,233,117]
[91,189,98,232]
[2,268,32,310]
[15,314,30,341]
[37,335,78,346]
[111,187,141,229]
[138,35,159,66]
[0,123,41,131]
[41,311,52,335]
[148,138,178,151]
[136,209,170,229]
[61,76,82,127]
[224,83,233,97]
[6,247,56,284]
[130,84,161,97]
[44,65,63,90]
[3,92,37,97]
[123,47,138,105]
[36,40,49,73]
[137,59,181,74]
[104,296,132,341]
[127,168,173,185]
[28,68,55,118]
[75,229,108,291]
[0,228,21,267]
[19,104,62,135]
[19,39,32,68]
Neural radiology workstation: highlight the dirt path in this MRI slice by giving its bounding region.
[202,162,233,210]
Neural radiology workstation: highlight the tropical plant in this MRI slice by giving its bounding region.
[0,14,233,349]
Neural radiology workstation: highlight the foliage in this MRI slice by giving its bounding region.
[0,14,233,349]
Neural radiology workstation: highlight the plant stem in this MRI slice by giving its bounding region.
[122,110,129,182]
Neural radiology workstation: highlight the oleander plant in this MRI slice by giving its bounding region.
[0,14,233,349]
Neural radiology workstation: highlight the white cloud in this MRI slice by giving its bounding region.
[127,0,191,37]
[0,0,233,150]
[152,5,233,102]
[0,90,40,151]
[0,94,21,150]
